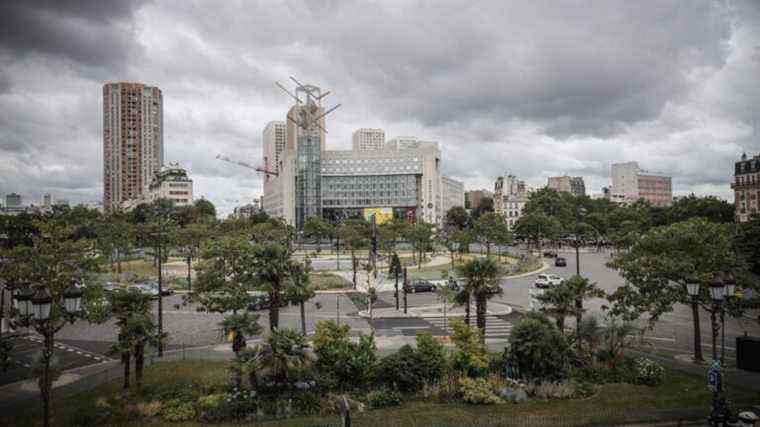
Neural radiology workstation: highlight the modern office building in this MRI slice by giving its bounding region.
[148,162,194,206]
[5,193,22,209]
[547,176,586,196]
[611,161,672,207]
[103,82,163,211]
[352,128,385,151]
[262,83,461,228]
[263,121,286,175]
[732,152,760,222]
[441,176,465,217]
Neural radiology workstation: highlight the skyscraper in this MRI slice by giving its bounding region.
[263,121,286,175]
[103,82,163,211]
[352,128,385,151]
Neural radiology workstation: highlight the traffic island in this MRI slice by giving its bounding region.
[357,302,513,319]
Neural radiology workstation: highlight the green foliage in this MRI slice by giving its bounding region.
[366,388,402,409]
[312,320,377,391]
[633,358,665,386]
[508,313,570,381]
[457,257,502,332]
[376,345,427,392]
[238,328,312,391]
[450,319,489,377]
[292,390,321,415]
[196,393,227,422]
[458,377,500,405]
[161,398,196,422]
[445,206,471,230]
[0,334,13,372]
[415,333,448,383]
[473,212,512,255]
[526,380,579,400]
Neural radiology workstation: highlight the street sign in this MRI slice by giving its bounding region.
[708,367,721,392]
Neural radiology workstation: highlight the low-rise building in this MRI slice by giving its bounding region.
[465,189,493,211]
[148,162,194,207]
[732,152,760,222]
[547,176,585,196]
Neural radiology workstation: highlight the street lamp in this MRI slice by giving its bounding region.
[685,277,703,363]
[63,281,84,314]
[13,284,34,318]
[31,287,53,322]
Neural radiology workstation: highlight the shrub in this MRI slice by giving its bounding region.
[508,313,570,380]
[292,390,321,415]
[634,358,664,386]
[319,393,365,415]
[366,388,402,409]
[450,320,489,378]
[376,345,426,392]
[415,333,448,383]
[526,381,577,400]
[313,321,377,391]
[197,394,226,422]
[162,399,196,422]
[458,377,500,405]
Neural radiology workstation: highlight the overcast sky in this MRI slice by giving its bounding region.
[1,0,759,216]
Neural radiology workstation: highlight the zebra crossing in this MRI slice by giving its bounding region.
[425,315,513,340]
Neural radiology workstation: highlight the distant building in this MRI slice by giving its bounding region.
[547,176,585,197]
[732,152,760,222]
[352,128,385,151]
[492,173,530,230]
[233,200,261,219]
[465,189,493,211]
[149,162,194,206]
[441,176,465,216]
[43,193,52,208]
[611,161,672,207]
[103,82,163,211]
[5,193,22,208]
[504,193,529,230]
[263,121,286,175]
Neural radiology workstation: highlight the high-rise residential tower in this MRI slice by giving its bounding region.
[103,82,163,211]
[352,128,385,151]
[263,121,286,176]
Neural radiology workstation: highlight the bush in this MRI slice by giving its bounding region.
[162,398,196,422]
[508,313,570,380]
[526,381,577,400]
[292,390,321,415]
[319,393,366,415]
[634,358,664,386]
[376,345,426,392]
[450,320,489,378]
[366,388,402,409]
[313,321,377,391]
[458,377,501,405]
[415,333,448,383]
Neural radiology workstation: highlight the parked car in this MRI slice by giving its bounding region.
[555,257,567,267]
[127,283,159,297]
[247,292,287,311]
[543,251,558,258]
[404,280,437,293]
[534,274,564,289]
[103,282,119,292]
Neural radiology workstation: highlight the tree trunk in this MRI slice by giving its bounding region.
[557,315,565,332]
[134,343,144,392]
[476,293,487,340]
[351,252,357,290]
[269,287,281,331]
[486,243,491,257]
[41,333,53,427]
[465,293,471,326]
[300,301,306,335]
[186,256,192,291]
[575,298,583,342]
[122,352,131,389]
[691,302,703,362]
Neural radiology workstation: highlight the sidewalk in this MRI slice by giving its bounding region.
[359,302,513,319]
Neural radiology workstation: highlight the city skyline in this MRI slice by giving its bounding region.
[1,1,759,216]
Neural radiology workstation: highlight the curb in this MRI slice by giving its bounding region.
[357,304,513,319]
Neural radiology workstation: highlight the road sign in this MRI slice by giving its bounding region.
[708,367,721,392]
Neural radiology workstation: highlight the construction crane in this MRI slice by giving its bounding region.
[215,154,278,177]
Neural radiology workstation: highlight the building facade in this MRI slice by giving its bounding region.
[263,121,286,175]
[611,161,672,207]
[732,152,760,222]
[547,176,585,196]
[441,176,465,217]
[5,193,21,209]
[504,193,529,230]
[103,82,163,211]
[261,83,457,227]
[352,128,385,151]
[465,189,493,211]
[148,163,193,206]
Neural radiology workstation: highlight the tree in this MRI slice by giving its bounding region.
[284,258,316,335]
[564,275,605,341]
[303,216,332,255]
[445,206,471,230]
[193,198,217,221]
[536,281,577,332]
[238,328,312,391]
[513,212,561,250]
[457,257,502,337]
[109,289,163,392]
[507,313,570,380]
[172,223,210,291]
[253,242,296,331]
[607,218,745,362]
[471,197,494,219]
[408,222,433,268]
[473,212,511,258]
[450,319,489,377]
[664,194,734,225]
[312,320,377,391]
[337,219,368,289]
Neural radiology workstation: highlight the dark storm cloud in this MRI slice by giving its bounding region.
[0,0,147,74]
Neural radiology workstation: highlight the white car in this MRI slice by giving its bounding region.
[127,283,159,297]
[534,274,564,289]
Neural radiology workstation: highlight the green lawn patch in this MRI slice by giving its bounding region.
[310,272,352,290]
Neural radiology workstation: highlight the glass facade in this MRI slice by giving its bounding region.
[295,135,322,229]
[321,174,419,208]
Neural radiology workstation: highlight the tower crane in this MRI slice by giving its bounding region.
[215,154,278,177]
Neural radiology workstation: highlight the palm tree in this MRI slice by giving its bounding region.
[457,257,502,337]
[564,275,605,341]
[536,282,577,332]
[285,258,316,335]
[241,328,312,390]
[253,242,294,330]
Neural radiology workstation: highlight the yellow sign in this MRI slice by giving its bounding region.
[227,330,236,342]
[363,207,393,225]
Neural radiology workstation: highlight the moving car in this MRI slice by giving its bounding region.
[543,251,558,258]
[247,292,287,311]
[404,280,437,293]
[555,257,567,267]
[533,274,564,289]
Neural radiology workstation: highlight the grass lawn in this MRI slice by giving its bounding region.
[6,360,757,427]
[310,272,352,290]
[406,253,536,280]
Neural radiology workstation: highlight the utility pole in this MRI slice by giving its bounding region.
[403,267,408,314]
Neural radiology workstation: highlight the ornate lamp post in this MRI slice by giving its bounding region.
[721,272,737,363]
[708,275,725,362]
[686,277,703,362]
